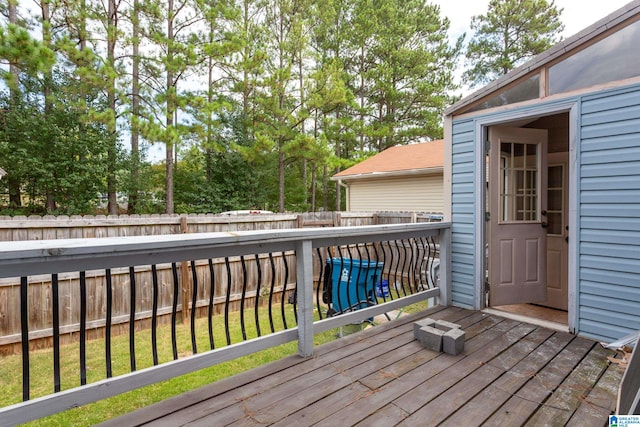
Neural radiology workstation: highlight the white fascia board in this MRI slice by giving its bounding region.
[330,167,443,182]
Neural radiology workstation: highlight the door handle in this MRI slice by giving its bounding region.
[541,222,548,228]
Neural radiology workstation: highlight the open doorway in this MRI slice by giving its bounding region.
[485,113,569,327]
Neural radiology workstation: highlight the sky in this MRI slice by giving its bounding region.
[432,0,632,49]
[428,0,633,100]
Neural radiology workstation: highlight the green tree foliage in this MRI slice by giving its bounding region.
[1,0,460,215]
[173,146,268,213]
[362,0,460,151]
[0,24,54,88]
[464,0,564,87]
[0,72,111,214]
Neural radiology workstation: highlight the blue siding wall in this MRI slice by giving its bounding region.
[450,119,477,308]
[579,85,640,342]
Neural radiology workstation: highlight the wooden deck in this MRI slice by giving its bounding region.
[99,306,624,426]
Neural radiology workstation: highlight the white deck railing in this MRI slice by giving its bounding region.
[0,222,451,426]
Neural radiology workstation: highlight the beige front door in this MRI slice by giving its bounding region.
[542,152,569,310]
[488,127,548,306]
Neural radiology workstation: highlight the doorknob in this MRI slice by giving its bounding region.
[541,222,548,228]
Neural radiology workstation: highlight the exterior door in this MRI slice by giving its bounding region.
[542,152,569,310]
[488,127,548,306]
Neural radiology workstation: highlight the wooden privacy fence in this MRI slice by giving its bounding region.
[0,211,443,354]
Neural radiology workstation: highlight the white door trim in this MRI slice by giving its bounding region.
[473,100,579,334]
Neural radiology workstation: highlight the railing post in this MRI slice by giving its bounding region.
[296,239,314,357]
[438,226,452,306]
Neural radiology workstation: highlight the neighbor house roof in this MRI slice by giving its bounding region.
[332,140,443,181]
[446,0,640,115]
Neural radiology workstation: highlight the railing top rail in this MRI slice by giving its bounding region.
[0,222,450,279]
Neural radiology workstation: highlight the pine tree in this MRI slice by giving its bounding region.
[464,0,564,87]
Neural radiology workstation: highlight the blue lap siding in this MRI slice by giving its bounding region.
[450,83,640,342]
[579,85,640,341]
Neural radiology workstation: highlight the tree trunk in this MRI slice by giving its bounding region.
[106,0,119,214]
[128,0,141,214]
[8,0,22,208]
[42,0,56,212]
[299,49,307,206]
[323,163,328,212]
[278,149,285,213]
[311,161,316,212]
[165,0,175,214]
[205,21,215,182]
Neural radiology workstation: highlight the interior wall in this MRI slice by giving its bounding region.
[526,113,569,153]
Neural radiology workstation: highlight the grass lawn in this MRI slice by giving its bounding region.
[1,297,430,426]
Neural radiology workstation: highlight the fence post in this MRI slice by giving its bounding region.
[296,239,314,357]
[180,216,190,324]
[332,211,341,227]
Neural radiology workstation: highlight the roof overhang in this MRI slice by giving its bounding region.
[331,166,443,182]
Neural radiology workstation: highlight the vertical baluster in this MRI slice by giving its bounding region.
[408,238,416,293]
[364,243,374,306]
[190,260,198,354]
[80,271,87,385]
[393,240,404,296]
[347,245,356,310]
[292,250,298,325]
[240,256,247,340]
[171,263,179,360]
[429,236,437,287]
[281,251,289,329]
[129,267,136,371]
[268,252,276,333]
[20,276,29,401]
[151,265,159,365]
[224,257,232,345]
[400,240,409,296]
[315,247,325,320]
[325,246,335,315]
[414,237,424,290]
[371,242,382,303]
[335,245,344,313]
[52,273,61,392]
[254,254,262,337]
[389,240,397,300]
[208,259,216,350]
[380,241,390,302]
[418,237,429,289]
[105,269,113,378]
[354,244,364,309]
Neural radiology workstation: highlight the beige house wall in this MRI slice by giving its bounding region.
[346,174,443,212]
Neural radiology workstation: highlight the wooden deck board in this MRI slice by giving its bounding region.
[566,361,624,426]
[98,306,624,427]
[445,330,575,426]
[482,336,598,426]
[524,344,612,426]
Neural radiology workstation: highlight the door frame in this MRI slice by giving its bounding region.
[544,151,570,310]
[473,101,579,334]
